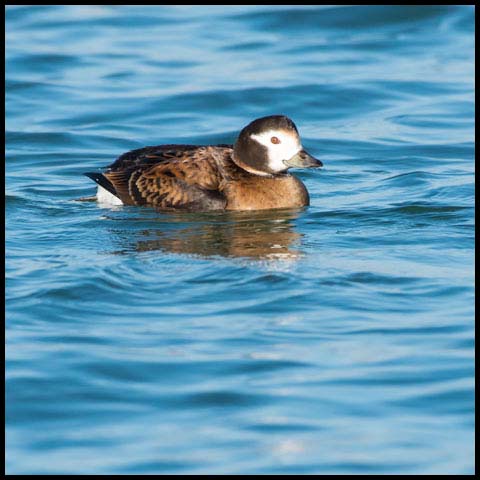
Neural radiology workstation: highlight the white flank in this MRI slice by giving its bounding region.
[250,130,302,172]
[97,185,124,206]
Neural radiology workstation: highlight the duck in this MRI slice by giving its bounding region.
[84,115,323,211]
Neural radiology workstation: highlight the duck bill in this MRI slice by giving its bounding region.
[283,149,323,169]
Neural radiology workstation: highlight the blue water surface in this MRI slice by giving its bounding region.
[5,5,475,475]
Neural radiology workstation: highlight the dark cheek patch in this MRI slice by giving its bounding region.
[245,139,272,173]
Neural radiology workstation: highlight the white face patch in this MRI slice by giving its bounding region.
[250,130,302,172]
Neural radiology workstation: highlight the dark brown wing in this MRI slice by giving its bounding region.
[101,145,233,211]
[107,144,213,172]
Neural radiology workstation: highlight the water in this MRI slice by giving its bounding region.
[5,5,475,474]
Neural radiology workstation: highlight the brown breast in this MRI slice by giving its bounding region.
[223,174,309,211]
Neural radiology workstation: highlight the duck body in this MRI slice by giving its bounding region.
[85,115,322,212]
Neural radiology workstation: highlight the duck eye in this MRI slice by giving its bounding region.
[271,136,281,144]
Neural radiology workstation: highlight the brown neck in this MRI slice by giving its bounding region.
[232,153,274,177]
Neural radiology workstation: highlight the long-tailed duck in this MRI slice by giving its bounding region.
[84,115,322,211]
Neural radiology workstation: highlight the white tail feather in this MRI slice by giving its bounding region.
[97,185,124,206]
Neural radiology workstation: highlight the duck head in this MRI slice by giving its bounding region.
[232,115,323,176]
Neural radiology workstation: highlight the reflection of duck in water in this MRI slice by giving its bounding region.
[124,209,303,259]
[85,115,322,212]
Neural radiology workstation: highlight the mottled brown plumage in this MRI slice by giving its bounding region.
[85,115,322,212]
